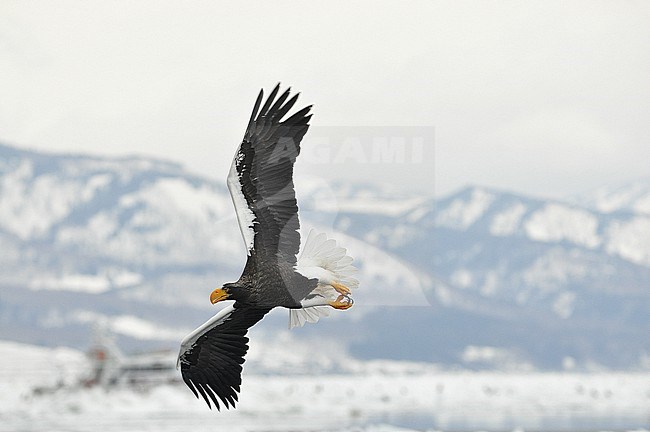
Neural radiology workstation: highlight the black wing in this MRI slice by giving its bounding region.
[178,305,271,410]
[227,84,312,263]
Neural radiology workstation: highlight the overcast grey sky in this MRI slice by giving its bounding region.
[1,1,648,199]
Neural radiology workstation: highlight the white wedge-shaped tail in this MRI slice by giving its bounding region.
[291,229,359,329]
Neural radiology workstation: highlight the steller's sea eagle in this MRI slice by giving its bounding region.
[177,84,358,410]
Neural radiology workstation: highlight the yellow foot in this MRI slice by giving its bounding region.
[331,281,352,296]
[329,294,354,310]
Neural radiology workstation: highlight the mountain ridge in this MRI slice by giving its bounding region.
[0,142,648,370]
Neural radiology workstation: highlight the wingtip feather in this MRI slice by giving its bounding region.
[248,89,264,130]
[259,84,281,117]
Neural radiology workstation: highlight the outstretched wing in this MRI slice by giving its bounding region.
[177,305,270,410]
[227,84,312,263]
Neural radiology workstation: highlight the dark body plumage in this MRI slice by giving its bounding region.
[177,85,319,410]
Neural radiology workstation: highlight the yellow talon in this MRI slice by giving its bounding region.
[331,281,352,296]
[329,295,354,310]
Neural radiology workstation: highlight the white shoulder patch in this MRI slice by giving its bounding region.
[177,303,236,368]
[227,150,256,253]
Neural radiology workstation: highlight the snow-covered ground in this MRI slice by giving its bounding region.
[1,341,649,432]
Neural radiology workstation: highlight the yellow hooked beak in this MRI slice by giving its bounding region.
[210,288,229,304]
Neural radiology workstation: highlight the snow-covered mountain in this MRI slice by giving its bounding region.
[1,143,648,370]
[572,179,650,216]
